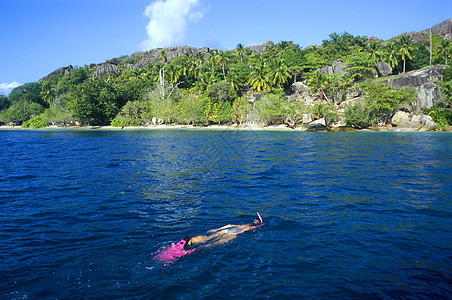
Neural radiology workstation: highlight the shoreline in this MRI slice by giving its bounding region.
[0,124,450,132]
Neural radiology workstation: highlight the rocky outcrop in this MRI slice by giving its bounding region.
[384,65,447,108]
[246,41,274,54]
[105,58,121,65]
[94,63,120,77]
[318,59,348,76]
[391,111,438,131]
[134,46,211,69]
[306,118,327,131]
[414,18,452,42]
[42,65,73,80]
[376,61,393,77]
[287,82,309,97]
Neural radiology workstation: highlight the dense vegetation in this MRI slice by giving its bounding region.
[1,32,451,129]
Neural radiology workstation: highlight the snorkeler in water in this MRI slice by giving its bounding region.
[187,212,264,248]
[155,213,263,263]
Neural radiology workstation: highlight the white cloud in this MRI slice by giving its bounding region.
[0,81,21,96]
[140,0,205,50]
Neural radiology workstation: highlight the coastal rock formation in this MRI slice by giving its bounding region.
[384,65,447,108]
[42,65,73,80]
[306,118,327,131]
[94,63,120,77]
[391,111,437,131]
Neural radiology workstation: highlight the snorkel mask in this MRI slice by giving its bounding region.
[252,212,264,226]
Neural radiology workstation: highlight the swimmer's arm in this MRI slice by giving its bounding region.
[207,224,235,233]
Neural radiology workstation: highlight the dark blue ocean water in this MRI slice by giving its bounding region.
[0,129,451,299]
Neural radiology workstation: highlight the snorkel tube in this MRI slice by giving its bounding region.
[256,212,263,226]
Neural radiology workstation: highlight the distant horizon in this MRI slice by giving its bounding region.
[1,0,451,94]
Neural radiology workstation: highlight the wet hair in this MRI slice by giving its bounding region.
[252,218,261,225]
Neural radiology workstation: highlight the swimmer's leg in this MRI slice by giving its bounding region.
[188,235,210,246]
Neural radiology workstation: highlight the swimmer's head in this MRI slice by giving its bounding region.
[252,218,261,225]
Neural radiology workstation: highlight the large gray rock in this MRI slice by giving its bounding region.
[318,66,334,76]
[42,65,73,80]
[376,61,392,77]
[332,59,348,75]
[307,118,327,131]
[318,59,348,76]
[385,65,447,108]
[391,111,438,131]
[106,58,121,65]
[94,63,120,77]
[287,82,309,96]
[246,41,274,54]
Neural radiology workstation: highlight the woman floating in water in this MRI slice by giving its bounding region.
[188,212,264,248]
[155,213,263,263]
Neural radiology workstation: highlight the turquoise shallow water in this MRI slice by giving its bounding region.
[0,130,451,299]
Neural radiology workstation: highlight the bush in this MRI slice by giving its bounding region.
[21,114,49,128]
[364,83,416,123]
[423,106,452,129]
[0,101,44,125]
[231,97,252,125]
[313,103,338,127]
[255,93,285,126]
[345,102,376,129]
[111,101,151,127]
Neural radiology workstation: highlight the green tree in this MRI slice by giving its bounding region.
[254,93,285,125]
[366,40,383,65]
[269,57,291,88]
[306,71,331,101]
[236,43,246,63]
[40,81,56,105]
[383,42,400,69]
[0,101,44,125]
[0,94,9,111]
[312,103,337,127]
[68,77,119,125]
[398,34,414,73]
[345,102,376,128]
[216,50,229,79]
[207,81,236,103]
[345,51,377,81]
[247,58,271,92]
[435,38,451,65]
[364,83,416,123]
[231,97,252,125]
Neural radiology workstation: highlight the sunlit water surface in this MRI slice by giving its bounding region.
[0,129,451,299]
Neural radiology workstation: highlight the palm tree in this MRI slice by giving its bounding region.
[367,41,383,65]
[383,42,400,69]
[269,57,291,88]
[236,43,245,63]
[216,50,229,78]
[159,49,168,63]
[166,63,182,83]
[40,81,55,105]
[436,38,451,65]
[398,34,414,73]
[307,71,330,102]
[276,41,291,56]
[247,58,271,92]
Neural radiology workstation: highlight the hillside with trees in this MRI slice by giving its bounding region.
[1,19,451,130]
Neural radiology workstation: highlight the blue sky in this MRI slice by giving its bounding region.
[1,0,451,94]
